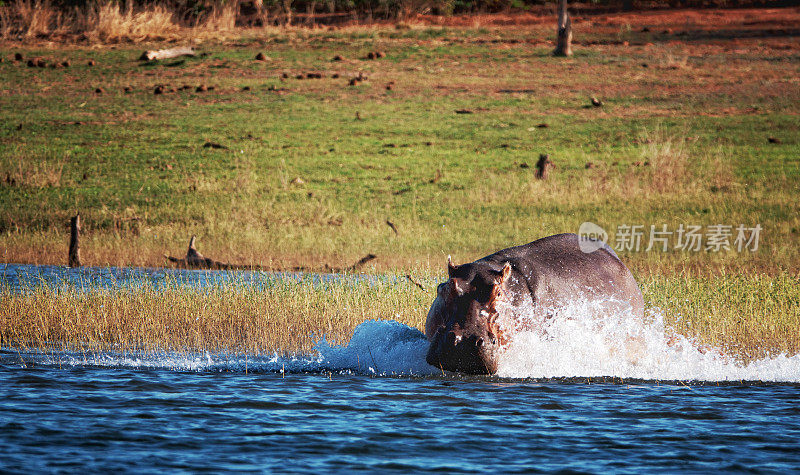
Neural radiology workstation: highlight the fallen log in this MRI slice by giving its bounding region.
[140,47,196,62]
[164,236,377,273]
[164,235,243,270]
[344,253,377,272]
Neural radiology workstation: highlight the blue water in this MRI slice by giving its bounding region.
[0,263,366,293]
[3,264,800,471]
[2,354,800,472]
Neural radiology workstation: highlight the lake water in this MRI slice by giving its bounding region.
[2,264,800,472]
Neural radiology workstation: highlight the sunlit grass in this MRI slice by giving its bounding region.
[643,272,800,361]
[0,14,797,363]
[0,275,433,355]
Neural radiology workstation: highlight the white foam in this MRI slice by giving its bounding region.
[21,310,800,382]
[24,320,434,376]
[496,301,800,383]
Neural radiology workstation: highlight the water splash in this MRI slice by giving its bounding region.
[496,301,800,382]
[12,312,800,382]
[11,320,434,376]
[315,319,435,375]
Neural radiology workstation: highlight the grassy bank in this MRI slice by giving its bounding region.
[1,9,798,274]
[2,273,798,361]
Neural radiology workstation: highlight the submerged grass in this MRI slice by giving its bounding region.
[2,273,798,363]
[0,275,433,356]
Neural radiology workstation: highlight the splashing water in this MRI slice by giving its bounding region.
[23,311,800,382]
[496,304,800,382]
[27,320,436,376]
[315,320,435,375]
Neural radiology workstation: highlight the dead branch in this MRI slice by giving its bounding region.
[346,253,377,271]
[405,274,426,291]
[165,236,377,273]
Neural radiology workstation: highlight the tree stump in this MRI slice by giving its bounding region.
[535,154,554,180]
[68,214,82,267]
[553,0,573,57]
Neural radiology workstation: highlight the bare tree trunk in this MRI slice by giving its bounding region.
[553,0,573,57]
[282,0,293,26]
[68,214,82,267]
[305,0,316,26]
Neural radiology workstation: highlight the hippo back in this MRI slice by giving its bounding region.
[476,233,643,319]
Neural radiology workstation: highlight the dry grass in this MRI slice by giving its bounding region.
[198,4,237,33]
[2,4,798,43]
[0,0,240,42]
[637,128,691,194]
[1,153,66,188]
[0,277,433,355]
[643,273,800,361]
[84,2,180,43]
[649,44,691,70]
[0,0,66,38]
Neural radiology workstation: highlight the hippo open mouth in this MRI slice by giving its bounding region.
[426,325,500,375]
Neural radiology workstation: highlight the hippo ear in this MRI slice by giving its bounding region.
[494,262,512,285]
[447,255,458,277]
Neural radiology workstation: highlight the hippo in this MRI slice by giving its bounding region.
[425,233,644,374]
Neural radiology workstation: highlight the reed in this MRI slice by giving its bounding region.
[642,272,800,361]
[2,273,798,362]
[0,275,434,355]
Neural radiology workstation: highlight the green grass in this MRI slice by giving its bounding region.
[0,26,798,276]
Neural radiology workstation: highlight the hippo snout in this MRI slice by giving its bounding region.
[426,328,499,375]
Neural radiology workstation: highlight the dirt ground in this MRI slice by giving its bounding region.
[313,6,800,39]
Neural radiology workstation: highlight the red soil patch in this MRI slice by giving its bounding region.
[416,7,800,32]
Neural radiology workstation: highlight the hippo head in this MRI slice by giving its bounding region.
[425,258,512,375]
